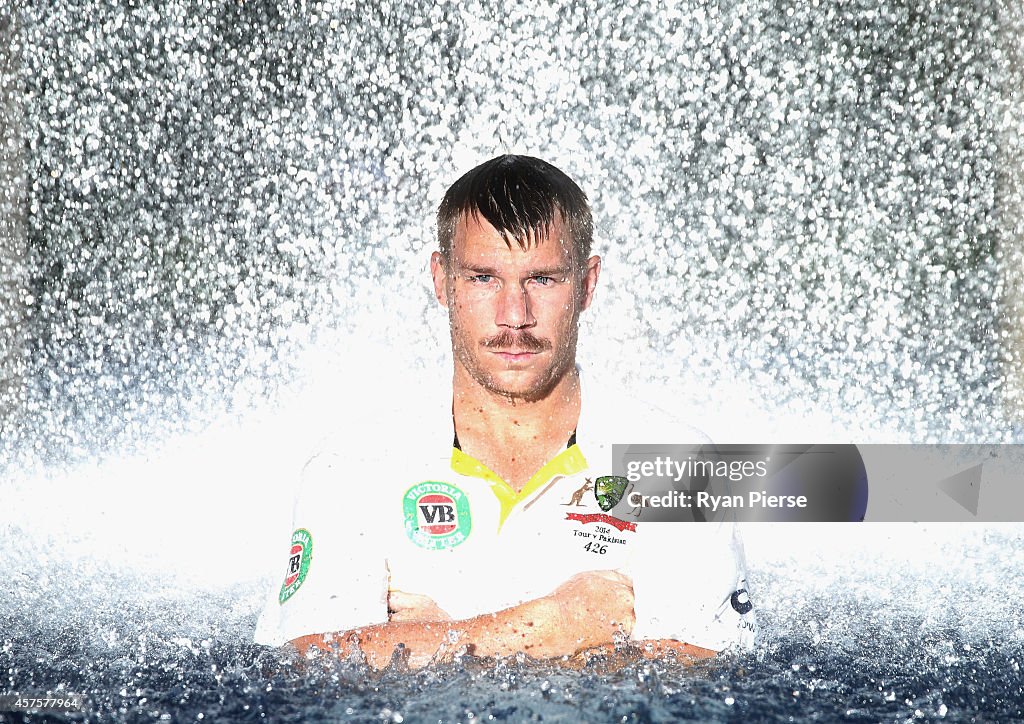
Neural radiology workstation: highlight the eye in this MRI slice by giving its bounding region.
[469,274,493,284]
[532,276,555,286]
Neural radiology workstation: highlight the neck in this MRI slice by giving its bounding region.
[451,363,581,486]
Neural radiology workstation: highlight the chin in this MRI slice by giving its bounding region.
[486,369,558,401]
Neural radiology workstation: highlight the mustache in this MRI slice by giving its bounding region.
[481,329,551,352]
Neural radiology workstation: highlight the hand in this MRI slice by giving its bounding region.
[388,590,453,623]
[548,570,636,639]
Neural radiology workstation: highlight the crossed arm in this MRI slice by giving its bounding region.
[289,571,716,669]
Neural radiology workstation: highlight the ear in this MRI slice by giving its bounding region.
[430,251,450,308]
[580,254,602,311]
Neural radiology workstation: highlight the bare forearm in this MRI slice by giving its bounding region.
[450,592,622,660]
[290,619,447,669]
[570,639,719,668]
[292,584,630,668]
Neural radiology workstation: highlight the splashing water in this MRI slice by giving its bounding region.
[1,2,1023,721]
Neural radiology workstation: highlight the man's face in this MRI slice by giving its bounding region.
[431,213,601,402]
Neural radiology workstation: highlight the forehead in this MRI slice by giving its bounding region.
[451,213,572,269]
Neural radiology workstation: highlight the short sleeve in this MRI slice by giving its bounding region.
[254,452,389,646]
[627,520,757,652]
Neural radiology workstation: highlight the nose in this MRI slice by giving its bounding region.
[495,281,535,329]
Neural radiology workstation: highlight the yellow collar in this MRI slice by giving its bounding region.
[450,444,588,529]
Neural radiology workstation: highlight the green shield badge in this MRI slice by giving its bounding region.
[594,475,628,512]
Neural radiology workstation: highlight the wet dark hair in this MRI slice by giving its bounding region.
[436,155,593,269]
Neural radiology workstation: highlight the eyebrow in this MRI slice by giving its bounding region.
[526,267,572,278]
[457,263,571,278]
[457,264,499,276]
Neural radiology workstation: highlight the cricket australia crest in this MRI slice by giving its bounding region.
[594,475,628,512]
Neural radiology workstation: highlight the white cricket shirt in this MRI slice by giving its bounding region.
[254,366,757,652]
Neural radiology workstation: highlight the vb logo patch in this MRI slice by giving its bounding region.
[403,482,471,550]
[278,528,312,604]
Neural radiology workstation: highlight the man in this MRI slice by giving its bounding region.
[254,155,755,668]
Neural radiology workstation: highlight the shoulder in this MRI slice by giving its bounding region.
[305,365,453,464]
[579,366,712,446]
[295,368,454,505]
[619,393,712,445]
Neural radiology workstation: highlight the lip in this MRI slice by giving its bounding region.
[493,351,539,363]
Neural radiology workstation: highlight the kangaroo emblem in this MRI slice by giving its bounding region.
[562,478,593,506]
